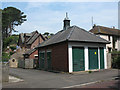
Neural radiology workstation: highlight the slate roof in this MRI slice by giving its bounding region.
[27,33,40,45]
[38,25,110,48]
[23,48,36,55]
[90,25,120,36]
[19,32,34,43]
[26,31,38,43]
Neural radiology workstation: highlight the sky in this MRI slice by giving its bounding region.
[2,2,118,34]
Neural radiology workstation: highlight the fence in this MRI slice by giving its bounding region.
[18,59,34,69]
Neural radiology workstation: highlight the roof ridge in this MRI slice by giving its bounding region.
[26,32,38,43]
[66,26,75,40]
[27,33,40,45]
[76,26,110,43]
[97,25,119,30]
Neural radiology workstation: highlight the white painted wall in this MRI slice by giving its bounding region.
[104,47,107,69]
[68,42,107,72]
[98,48,100,69]
[85,47,88,71]
[99,34,120,52]
[68,45,73,73]
[118,37,120,51]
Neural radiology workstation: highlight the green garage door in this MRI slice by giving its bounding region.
[89,48,98,69]
[47,52,52,70]
[100,47,104,69]
[39,52,45,69]
[72,47,85,71]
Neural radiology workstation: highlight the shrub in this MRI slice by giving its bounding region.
[111,51,120,69]
[2,52,10,62]
[88,71,92,73]
[10,51,14,55]
[10,46,16,51]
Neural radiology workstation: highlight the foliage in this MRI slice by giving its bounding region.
[3,35,19,50]
[10,46,16,51]
[43,32,54,36]
[10,51,14,56]
[88,71,92,73]
[2,7,27,39]
[43,32,54,39]
[50,33,54,36]
[2,52,10,62]
[111,51,120,69]
[111,50,120,54]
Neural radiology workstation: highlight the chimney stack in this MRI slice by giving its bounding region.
[112,26,115,29]
[63,12,70,30]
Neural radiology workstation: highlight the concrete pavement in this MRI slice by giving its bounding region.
[2,68,119,88]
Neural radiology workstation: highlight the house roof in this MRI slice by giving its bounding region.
[23,48,37,55]
[26,33,40,45]
[19,30,47,46]
[26,31,38,43]
[89,25,120,36]
[38,25,110,48]
[19,32,34,43]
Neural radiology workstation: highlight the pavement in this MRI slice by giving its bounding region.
[2,68,120,89]
[9,75,24,83]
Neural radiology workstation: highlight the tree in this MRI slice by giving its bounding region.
[43,32,49,36]
[2,7,27,39]
[3,35,19,50]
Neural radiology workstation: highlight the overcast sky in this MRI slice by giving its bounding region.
[2,2,118,34]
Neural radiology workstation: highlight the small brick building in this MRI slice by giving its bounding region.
[37,13,110,72]
[18,30,47,49]
[23,48,38,60]
[17,31,47,68]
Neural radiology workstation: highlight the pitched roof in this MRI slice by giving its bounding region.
[89,25,120,36]
[19,32,34,43]
[26,31,38,43]
[23,48,37,55]
[27,33,40,45]
[38,26,110,48]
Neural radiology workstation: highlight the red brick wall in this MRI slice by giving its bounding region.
[31,36,44,49]
[29,50,38,59]
[38,41,69,72]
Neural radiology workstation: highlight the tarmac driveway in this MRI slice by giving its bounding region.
[3,68,119,88]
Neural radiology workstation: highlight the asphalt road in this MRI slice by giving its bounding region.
[3,68,119,88]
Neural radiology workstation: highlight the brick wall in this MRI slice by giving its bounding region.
[29,50,38,59]
[38,41,69,72]
[31,36,44,49]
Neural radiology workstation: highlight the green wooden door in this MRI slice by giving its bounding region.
[100,48,104,69]
[47,52,52,70]
[72,47,85,71]
[89,48,98,69]
[39,52,45,69]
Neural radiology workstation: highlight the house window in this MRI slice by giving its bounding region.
[34,55,38,59]
[113,36,117,49]
[12,59,15,62]
[108,48,112,53]
[25,55,29,58]
[108,36,111,41]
